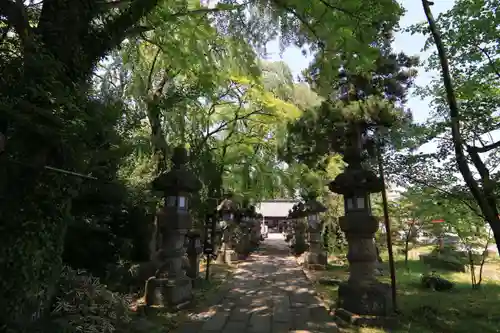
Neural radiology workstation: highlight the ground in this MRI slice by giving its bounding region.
[142,235,500,333]
[310,245,500,333]
[174,233,338,333]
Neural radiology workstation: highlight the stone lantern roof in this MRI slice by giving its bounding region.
[289,202,307,219]
[152,147,201,194]
[304,198,327,214]
[328,165,383,196]
[246,205,257,218]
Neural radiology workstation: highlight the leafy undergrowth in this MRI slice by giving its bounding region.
[41,266,133,333]
[37,263,232,333]
[129,262,232,333]
[312,248,500,333]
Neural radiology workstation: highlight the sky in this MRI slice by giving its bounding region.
[264,0,456,125]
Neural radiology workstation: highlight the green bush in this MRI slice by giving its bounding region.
[291,234,309,256]
[420,247,468,272]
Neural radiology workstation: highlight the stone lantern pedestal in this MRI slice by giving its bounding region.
[216,223,239,265]
[143,147,201,310]
[250,219,260,250]
[304,198,328,270]
[236,222,251,259]
[216,197,239,265]
[330,165,392,317]
[336,212,392,315]
[305,226,328,269]
[290,203,308,256]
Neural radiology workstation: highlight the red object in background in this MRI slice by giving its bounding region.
[431,219,445,223]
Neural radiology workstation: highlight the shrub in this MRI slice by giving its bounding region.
[291,235,309,256]
[420,247,468,272]
[49,266,132,333]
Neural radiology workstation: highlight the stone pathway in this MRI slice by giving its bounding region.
[175,233,338,333]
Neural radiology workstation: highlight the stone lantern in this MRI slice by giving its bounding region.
[216,195,238,264]
[285,210,294,243]
[304,196,328,269]
[256,213,264,241]
[236,204,253,258]
[247,205,260,250]
[290,202,308,255]
[144,146,201,309]
[329,126,391,316]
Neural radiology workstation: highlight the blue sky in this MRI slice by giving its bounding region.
[265,0,456,125]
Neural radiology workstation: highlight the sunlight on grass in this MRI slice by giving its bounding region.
[313,246,500,333]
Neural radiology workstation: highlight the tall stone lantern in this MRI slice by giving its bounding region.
[284,209,294,243]
[246,205,260,251]
[145,146,201,308]
[329,125,392,316]
[216,195,238,264]
[304,196,328,270]
[238,203,255,257]
[290,202,308,255]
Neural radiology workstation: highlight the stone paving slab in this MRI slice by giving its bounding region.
[174,233,338,333]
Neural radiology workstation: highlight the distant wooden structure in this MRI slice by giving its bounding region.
[255,199,299,229]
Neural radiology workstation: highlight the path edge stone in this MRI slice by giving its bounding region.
[297,257,335,315]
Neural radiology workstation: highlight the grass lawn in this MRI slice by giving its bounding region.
[311,247,500,333]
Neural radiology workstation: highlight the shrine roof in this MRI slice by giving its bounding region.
[255,199,299,218]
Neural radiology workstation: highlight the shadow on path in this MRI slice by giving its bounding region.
[175,233,338,333]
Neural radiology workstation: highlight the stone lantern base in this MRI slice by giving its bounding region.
[144,275,193,309]
[217,246,238,265]
[337,280,392,316]
[304,251,328,269]
[224,248,239,264]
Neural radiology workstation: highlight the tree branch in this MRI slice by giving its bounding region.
[90,0,159,60]
[316,0,359,19]
[146,47,161,92]
[125,2,251,35]
[421,0,497,224]
[402,173,483,219]
[467,140,500,153]
[476,45,500,81]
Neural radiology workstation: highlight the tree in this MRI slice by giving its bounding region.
[402,0,500,253]
[280,34,418,169]
[396,184,493,288]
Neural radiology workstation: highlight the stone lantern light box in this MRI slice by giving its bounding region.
[304,198,327,229]
[344,193,371,213]
[152,147,201,214]
[329,166,383,216]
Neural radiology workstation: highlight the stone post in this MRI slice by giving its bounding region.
[144,147,201,309]
[186,230,203,287]
[329,160,392,316]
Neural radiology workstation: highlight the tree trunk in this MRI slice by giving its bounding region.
[422,0,500,255]
[404,232,410,267]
